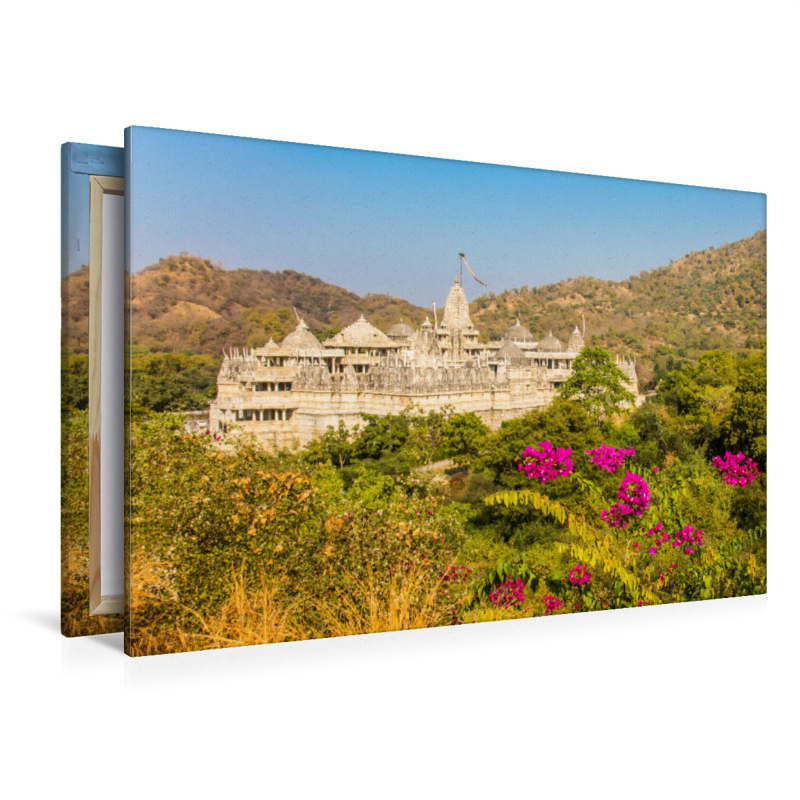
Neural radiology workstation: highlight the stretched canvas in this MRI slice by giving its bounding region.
[61,142,125,636]
[122,126,766,656]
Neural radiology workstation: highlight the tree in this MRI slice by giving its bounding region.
[352,410,412,459]
[556,347,635,426]
[720,351,766,469]
[442,412,489,467]
[304,421,358,468]
[475,399,603,491]
[405,405,452,467]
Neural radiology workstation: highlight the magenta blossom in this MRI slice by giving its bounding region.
[644,524,705,556]
[517,441,573,483]
[541,595,564,615]
[489,577,525,610]
[601,503,634,528]
[585,444,635,472]
[601,472,650,528]
[441,564,471,586]
[568,563,592,586]
[712,452,760,487]
[618,471,650,515]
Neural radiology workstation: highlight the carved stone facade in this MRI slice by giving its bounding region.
[209,278,643,448]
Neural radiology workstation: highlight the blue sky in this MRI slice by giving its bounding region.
[129,126,766,308]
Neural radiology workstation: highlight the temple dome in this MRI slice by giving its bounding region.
[537,331,564,352]
[387,320,415,339]
[503,318,534,343]
[280,320,323,352]
[497,340,526,359]
[325,314,393,348]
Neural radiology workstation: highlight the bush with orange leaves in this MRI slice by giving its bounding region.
[127,414,468,653]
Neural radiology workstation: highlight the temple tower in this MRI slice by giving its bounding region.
[438,279,480,363]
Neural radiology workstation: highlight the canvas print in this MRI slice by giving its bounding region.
[61,142,125,636]
[122,126,766,656]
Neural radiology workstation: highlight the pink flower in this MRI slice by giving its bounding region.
[541,595,563,615]
[489,577,525,609]
[712,452,759,487]
[601,472,650,527]
[517,441,573,483]
[586,444,636,473]
[568,563,592,586]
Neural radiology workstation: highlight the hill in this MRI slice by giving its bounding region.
[61,254,430,356]
[61,231,766,389]
[470,230,766,388]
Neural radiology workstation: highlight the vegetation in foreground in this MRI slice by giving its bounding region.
[85,342,762,655]
[61,411,123,636]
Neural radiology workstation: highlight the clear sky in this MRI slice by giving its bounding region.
[129,126,766,308]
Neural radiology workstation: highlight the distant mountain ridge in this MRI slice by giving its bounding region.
[61,255,430,356]
[61,231,765,388]
[470,230,766,386]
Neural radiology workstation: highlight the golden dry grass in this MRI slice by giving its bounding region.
[175,577,307,651]
[127,560,456,655]
[315,565,449,637]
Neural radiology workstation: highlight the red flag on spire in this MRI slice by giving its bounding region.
[461,254,487,287]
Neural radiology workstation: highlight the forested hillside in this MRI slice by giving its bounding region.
[61,231,765,390]
[61,254,430,356]
[471,230,766,387]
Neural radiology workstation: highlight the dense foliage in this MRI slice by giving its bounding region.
[125,416,467,653]
[60,411,123,636]
[61,349,220,413]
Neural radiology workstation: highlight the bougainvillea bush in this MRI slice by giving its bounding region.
[474,441,765,619]
[122,404,766,653]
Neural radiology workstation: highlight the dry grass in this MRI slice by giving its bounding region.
[128,568,308,656]
[60,585,123,637]
[175,577,308,651]
[127,560,456,655]
[315,565,449,637]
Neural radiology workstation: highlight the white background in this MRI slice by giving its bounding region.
[2,2,797,797]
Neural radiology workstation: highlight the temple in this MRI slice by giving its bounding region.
[209,277,642,448]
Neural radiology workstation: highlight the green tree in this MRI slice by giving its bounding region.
[442,412,489,467]
[659,370,710,422]
[695,350,737,387]
[475,399,603,491]
[556,347,635,426]
[303,421,358,468]
[347,465,399,508]
[405,405,452,467]
[720,351,767,468]
[352,410,412,459]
